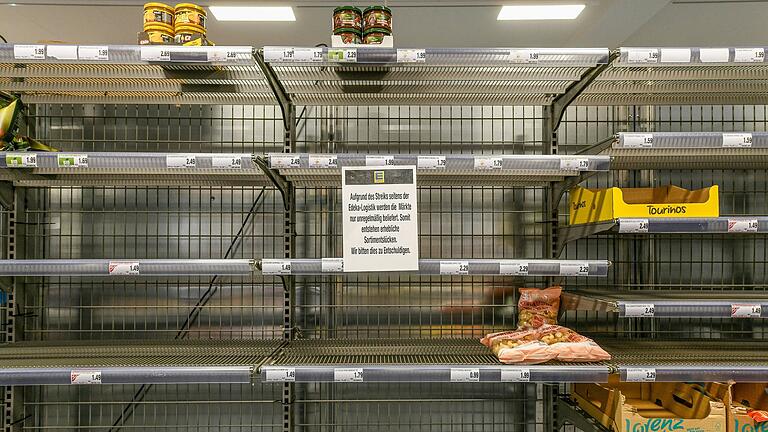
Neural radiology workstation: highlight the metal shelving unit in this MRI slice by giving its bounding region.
[0,259,254,276]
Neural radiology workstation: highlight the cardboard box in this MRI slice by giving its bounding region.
[569,185,719,225]
[573,382,727,432]
[705,383,768,432]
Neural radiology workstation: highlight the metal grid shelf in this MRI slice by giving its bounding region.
[268,153,610,187]
[0,259,254,276]
[259,259,610,276]
[609,132,768,169]
[0,152,271,187]
[260,338,611,383]
[0,340,283,386]
[2,44,255,65]
[562,289,768,318]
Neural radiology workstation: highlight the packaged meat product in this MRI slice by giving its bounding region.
[537,325,611,362]
[496,341,556,365]
[481,325,611,364]
[517,286,562,329]
[480,328,537,350]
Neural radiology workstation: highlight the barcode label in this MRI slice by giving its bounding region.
[6,154,38,168]
[334,368,363,382]
[728,219,759,233]
[499,261,529,276]
[722,133,753,148]
[501,368,530,382]
[623,134,654,148]
[261,259,292,275]
[625,304,655,317]
[78,46,109,61]
[660,48,691,63]
[626,48,659,63]
[417,155,446,170]
[560,262,589,276]
[166,155,196,168]
[57,154,89,168]
[735,48,765,63]
[626,368,656,382]
[70,370,102,385]
[366,155,395,166]
[309,154,338,168]
[108,261,139,275]
[270,154,301,168]
[14,44,46,60]
[619,219,649,233]
[212,155,243,169]
[450,368,480,382]
[731,304,762,318]
[440,261,469,275]
[507,49,539,64]
[474,156,503,170]
[265,367,296,382]
[321,258,344,273]
[397,49,426,63]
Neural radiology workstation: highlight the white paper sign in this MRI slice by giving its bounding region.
[626,368,656,382]
[78,46,109,61]
[334,368,364,382]
[699,48,730,63]
[166,155,196,168]
[560,158,589,171]
[560,262,589,276]
[440,261,469,275]
[140,46,171,61]
[397,49,426,63]
[731,304,762,318]
[619,219,649,233]
[625,303,655,317]
[108,261,139,275]
[722,133,753,148]
[57,154,89,168]
[417,155,446,170]
[474,156,503,170]
[321,258,344,273]
[261,259,292,275]
[342,166,419,272]
[499,261,529,276]
[14,44,45,60]
[70,370,102,385]
[212,155,243,169]
[309,154,338,168]
[450,368,480,382]
[660,48,691,63]
[735,48,765,63]
[366,155,395,166]
[47,45,78,60]
[622,134,654,148]
[626,48,659,63]
[501,368,530,382]
[328,48,357,63]
[265,367,296,382]
[728,219,759,233]
[270,154,301,168]
[507,49,539,64]
[6,154,38,168]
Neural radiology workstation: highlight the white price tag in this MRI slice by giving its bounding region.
[334,368,364,382]
[501,368,530,382]
[265,367,296,382]
[622,133,654,148]
[397,49,426,63]
[626,48,659,64]
[560,158,589,171]
[440,261,469,275]
[499,261,529,276]
[108,261,140,275]
[660,48,691,63]
[321,258,344,273]
[731,304,762,318]
[619,219,649,233]
[140,46,171,61]
[366,155,395,166]
[309,154,338,168]
[261,259,292,275]
[294,47,324,62]
[722,133,753,148]
[14,44,46,60]
[57,154,88,168]
[450,368,480,382]
[78,45,109,61]
[207,47,250,62]
[5,154,38,168]
[728,219,759,233]
[70,370,102,385]
[474,156,503,170]
[47,45,78,60]
[417,155,446,170]
[625,303,655,317]
[166,155,196,168]
[212,155,243,169]
[626,368,656,382]
[270,154,301,168]
[264,47,296,62]
[700,48,730,63]
[328,48,357,63]
[735,48,765,63]
[560,262,589,276]
[508,49,539,64]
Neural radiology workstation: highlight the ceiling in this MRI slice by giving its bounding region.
[2,0,768,47]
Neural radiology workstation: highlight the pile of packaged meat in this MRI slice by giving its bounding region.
[480,286,611,364]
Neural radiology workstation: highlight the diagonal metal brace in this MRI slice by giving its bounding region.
[254,156,290,210]
[253,48,293,131]
[556,396,612,432]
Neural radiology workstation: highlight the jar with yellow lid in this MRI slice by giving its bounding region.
[143,2,174,26]
[143,22,174,44]
[175,3,206,29]
[174,23,205,44]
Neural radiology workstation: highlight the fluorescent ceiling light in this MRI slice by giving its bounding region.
[497,4,585,20]
[209,6,296,21]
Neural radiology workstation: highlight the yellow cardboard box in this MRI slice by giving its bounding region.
[569,185,720,225]
[705,383,768,432]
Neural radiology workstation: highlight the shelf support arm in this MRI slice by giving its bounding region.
[555,396,612,432]
[253,49,294,132]
[253,156,290,211]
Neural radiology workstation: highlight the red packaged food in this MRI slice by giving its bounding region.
[748,410,768,423]
[517,286,562,329]
[496,341,556,365]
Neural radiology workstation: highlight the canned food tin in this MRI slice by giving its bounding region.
[144,2,174,26]
[363,5,392,32]
[174,23,205,44]
[144,22,175,44]
[175,3,206,29]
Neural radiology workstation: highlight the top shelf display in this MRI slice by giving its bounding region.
[2,44,255,65]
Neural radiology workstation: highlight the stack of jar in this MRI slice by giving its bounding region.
[333,5,392,45]
[141,2,209,45]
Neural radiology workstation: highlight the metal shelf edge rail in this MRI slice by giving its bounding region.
[1,44,254,65]
[0,366,253,386]
[1,152,258,171]
[615,46,768,66]
[0,259,255,276]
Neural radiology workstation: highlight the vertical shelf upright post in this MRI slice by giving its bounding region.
[4,188,25,432]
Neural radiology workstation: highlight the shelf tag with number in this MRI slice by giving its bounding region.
[622,133,654,148]
[207,47,250,62]
[624,303,655,317]
[450,368,480,382]
[57,154,88,168]
[270,154,301,168]
[722,133,753,148]
[507,49,538,64]
[735,48,765,63]
[731,304,762,318]
[309,154,338,168]
[440,261,469,275]
[140,46,171,61]
[474,156,503,170]
[70,370,102,385]
[619,219,649,233]
[295,47,324,62]
[261,259,292,275]
[334,368,364,382]
[78,46,109,61]
[560,262,589,276]
[626,48,659,64]
[14,44,46,60]
[499,260,529,276]
[328,48,357,63]
[321,258,344,273]
[417,155,446,170]
[6,153,38,168]
[166,155,196,168]
[265,47,322,63]
[108,261,139,276]
[626,368,656,382]
[265,367,296,382]
[560,158,589,171]
[397,49,426,63]
[365,155,395,166]
[501,368,530,382]
[728,219,759,233]
[212,155,243,169]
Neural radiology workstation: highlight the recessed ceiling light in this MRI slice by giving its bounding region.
[497,4,585,20]
[209,6,296,21]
